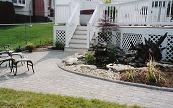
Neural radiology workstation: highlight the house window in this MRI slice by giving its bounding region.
[12,0,17,3]
[22,0,25,4]
[19,0,22,4]
[13,0,26,5]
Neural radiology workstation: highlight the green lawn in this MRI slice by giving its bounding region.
[0,23,53,50]
[0,88,140,108]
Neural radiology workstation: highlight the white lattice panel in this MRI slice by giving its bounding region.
[121,33,143,52]
[166,35,173,61]
[149,34,173,61]
[97,32,112,44]
[149,34,163,48]
[56,30,65,43]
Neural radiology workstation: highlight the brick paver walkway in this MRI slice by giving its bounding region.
[0,51,173,108]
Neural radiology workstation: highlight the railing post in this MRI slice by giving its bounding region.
[146,0,153,25]
[65,24,69,48]
[87,24,90,49]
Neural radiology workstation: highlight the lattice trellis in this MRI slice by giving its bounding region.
[166,35,173,61]
[121,33,143,52]
[149,34,163,48]
[56,30,65,43]
[149,34,173,61]
[97,32,113,44]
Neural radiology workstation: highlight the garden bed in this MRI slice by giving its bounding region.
[61,53,173,89]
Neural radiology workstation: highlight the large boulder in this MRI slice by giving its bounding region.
[107,64,134,72]
[63,57,78,65]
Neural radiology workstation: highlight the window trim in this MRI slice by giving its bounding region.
[13,0,26,7]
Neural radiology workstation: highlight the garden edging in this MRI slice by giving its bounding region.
[58,62,173,92]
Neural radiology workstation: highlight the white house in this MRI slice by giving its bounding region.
[1,0,54,18]
[54,0,173,61]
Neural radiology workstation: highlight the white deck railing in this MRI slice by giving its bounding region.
[85,0,173,49]
[65,3,80,47]
[87,5,100,48]
[96,0,173,26]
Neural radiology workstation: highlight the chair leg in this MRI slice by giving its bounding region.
[27,61,34,74]
[9,61,13,73]
[31,62,34,74]
[14,63,18,76]
[27,62,29,71]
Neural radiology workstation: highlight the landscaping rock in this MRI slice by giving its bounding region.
[106,64,135,72]
[62,63,120,80]
[154,62,173,72]
[63,57,78,65]
[74,53,84,59]
[80,65,97,70]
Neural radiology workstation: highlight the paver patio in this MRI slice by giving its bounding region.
[0,51,173,108]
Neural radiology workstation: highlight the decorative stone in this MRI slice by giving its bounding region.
[106,64,134,72]
[153,62,173,72]
[74,53,84,59]
[63,57,78,65]
[80,65,97,70]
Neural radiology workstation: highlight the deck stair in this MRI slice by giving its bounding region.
[65,25,95,52]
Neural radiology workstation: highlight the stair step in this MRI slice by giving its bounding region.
[69,43,87,49]
[73,35,87,39]
[70,39,87,44]
[74,30,87,35]
[65,47,87,53]
[76,26,87,31]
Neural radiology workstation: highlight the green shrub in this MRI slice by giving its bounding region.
[85,52,95,65]
[107,44,118,63]
[55,41,65,50]
[146,58,166,86]
[146,59,158,85]
[14,45,23,52]
[25,43,35,52]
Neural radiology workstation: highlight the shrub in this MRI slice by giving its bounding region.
[146,60,157,85]
[25,43,35,52]
[120,59,167,87]
[14,46,23,52]
[126,69,136,82]
[107,44,117,63]
[55,41,65,50]
[91,14,119,67]
[85,52,95,65]
[146,59,166,86]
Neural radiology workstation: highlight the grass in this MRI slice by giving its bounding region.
[0,23,53,50]
[0,88,140,108]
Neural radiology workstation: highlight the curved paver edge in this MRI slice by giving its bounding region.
[57,62,173,92]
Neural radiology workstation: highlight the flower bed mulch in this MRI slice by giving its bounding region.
[120,70,173,88]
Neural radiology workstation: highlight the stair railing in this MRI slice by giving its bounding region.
[87,5,100,48]
[66,3,80,48]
